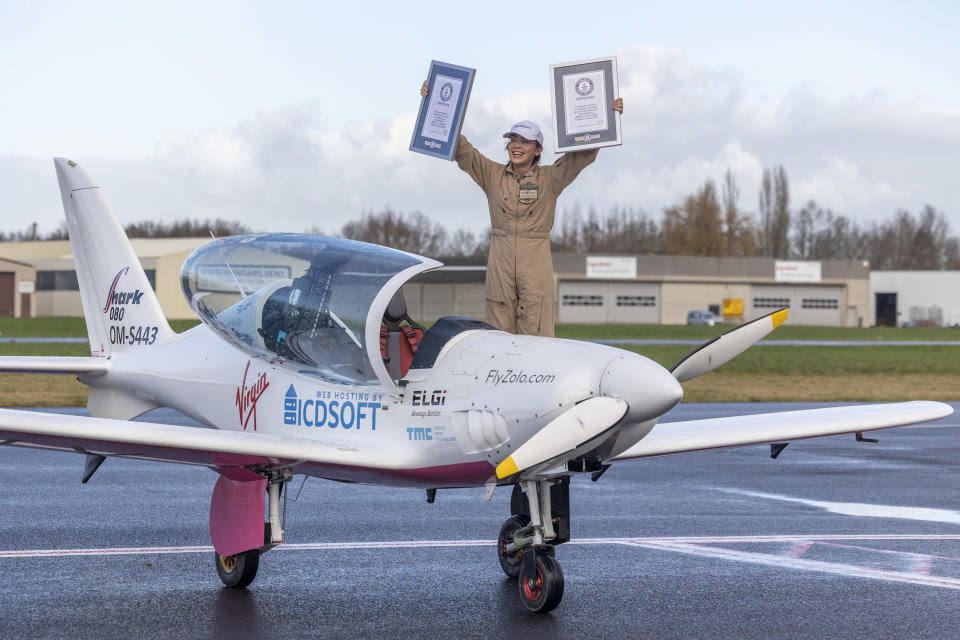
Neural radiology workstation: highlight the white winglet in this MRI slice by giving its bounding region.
[670,308,788,382]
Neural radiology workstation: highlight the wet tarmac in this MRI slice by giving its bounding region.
[2,402,960,639]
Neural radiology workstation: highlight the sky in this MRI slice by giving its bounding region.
[1,0,958,238]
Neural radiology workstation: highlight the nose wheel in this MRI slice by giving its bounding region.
[518,551,564,613]
[497,514,530,578]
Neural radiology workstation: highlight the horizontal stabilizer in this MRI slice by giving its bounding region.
[496,396,627,479]
[671,308,787,382]
[610,401,953,461]
[0,356,109,375]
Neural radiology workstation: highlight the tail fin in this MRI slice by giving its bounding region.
[54,158,175,357]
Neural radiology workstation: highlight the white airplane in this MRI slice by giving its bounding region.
[0,158,952,613]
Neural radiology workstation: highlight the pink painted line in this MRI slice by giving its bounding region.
[0,540,496,559]
[275,540,494,551]
[912,555,934,575]
[813,540,960,564]
[0,545,214,558]
[575,534,960,545]
[786,542,814,558]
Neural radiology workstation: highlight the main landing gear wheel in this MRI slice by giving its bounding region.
[215,549,260,588]
[497,515,530,578]
[518,552,564,613]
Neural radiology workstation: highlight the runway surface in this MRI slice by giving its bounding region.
[2,402,960,639]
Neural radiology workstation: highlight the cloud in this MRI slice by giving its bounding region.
[3,45,959,238]
[794,155,907,212]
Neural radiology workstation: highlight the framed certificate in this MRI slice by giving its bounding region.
[550,56,621,153]
[410,60,476,160]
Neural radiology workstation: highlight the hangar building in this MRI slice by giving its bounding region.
[870,271,960,327]
[0,257,36,318]
[0,238,206,320]
[1,238,870,327]
[405,255,869,327]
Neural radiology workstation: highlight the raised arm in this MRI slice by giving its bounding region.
[419,79,498,189]
[551,97,623,191]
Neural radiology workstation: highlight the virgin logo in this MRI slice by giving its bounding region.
[236,360,270,431]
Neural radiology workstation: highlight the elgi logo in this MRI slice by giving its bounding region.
[411,389,446,406]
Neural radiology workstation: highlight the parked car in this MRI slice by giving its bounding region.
[687,310,721,326]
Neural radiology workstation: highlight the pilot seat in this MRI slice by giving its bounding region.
[380,290,424,379]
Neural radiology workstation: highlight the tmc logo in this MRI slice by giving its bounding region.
[103,266,144,314]
[407,427,433,441]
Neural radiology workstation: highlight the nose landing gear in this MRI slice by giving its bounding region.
[498,477,570,613]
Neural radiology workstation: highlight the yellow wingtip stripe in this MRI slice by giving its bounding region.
[771,309,788,329]
[496,456,519,479]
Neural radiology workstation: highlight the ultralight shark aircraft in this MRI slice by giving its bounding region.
[0,159,953,613]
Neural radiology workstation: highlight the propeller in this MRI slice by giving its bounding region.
[495,396,628,479]
[670,308,788,382]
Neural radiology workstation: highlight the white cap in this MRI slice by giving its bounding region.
[502,121,543,146]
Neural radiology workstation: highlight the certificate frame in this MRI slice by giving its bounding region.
[550,56,621,153]
[409,60,476,161]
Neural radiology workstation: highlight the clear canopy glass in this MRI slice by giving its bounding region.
[181,234,422,385]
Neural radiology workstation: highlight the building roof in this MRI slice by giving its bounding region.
[0,237,209,261]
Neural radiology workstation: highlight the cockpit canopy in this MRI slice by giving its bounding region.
[181,234,438,386]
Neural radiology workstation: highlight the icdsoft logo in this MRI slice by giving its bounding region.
[283,385,381,430]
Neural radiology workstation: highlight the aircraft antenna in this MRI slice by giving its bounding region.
[210,229,247,298]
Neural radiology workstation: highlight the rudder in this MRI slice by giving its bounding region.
[54,158,175,356]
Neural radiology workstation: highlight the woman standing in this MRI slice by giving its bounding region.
[421,81,623,336]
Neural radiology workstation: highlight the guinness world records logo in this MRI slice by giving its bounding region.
[575,78,594,96]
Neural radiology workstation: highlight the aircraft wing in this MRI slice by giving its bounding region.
[609,401,953,461]
[0,356,108,375]
[0,407,389,472]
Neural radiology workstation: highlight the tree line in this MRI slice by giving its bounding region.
[3,167,956,270]
[0,218,252,243]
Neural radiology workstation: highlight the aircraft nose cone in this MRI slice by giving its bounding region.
[599,353,683,423]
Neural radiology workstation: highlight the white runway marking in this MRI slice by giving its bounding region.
[5,534,960,591]
[725,489,960,524]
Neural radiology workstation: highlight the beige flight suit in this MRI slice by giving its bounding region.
[455,135,599,336]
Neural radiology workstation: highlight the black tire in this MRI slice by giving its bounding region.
[215,549,260,588]
[518,552,564,613]
[497,515,530,578]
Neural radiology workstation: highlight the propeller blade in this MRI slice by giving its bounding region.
[670,308,788,383]
[495,396,628,479]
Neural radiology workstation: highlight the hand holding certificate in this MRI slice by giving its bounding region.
[550,56,622,153]
[410,61,475,161]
